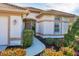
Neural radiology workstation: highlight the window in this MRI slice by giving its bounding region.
[54,23,60,33]
[54,17,61,34]
[55,17,61,21]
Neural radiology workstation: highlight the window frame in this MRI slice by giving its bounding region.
[54,16,61,34]
[54,23,60,33]
[55,17,61,21]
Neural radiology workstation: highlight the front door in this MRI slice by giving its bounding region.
[25,21,32,29]
[0,16,9,45]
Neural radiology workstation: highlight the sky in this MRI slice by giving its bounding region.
[13,3,79,15]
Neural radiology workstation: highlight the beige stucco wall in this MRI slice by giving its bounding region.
[10,16,23,39]
[38,15,55,21]
[37,15,76,22]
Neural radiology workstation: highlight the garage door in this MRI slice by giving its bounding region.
[0,16,8,45]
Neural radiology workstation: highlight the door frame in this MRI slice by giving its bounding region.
[23,18,36,35]
[8,16,10,46]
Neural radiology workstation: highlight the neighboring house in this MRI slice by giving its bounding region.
[0,3,77,46]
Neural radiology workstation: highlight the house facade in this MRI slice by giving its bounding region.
[24,7,77,38]
[0,3,77,45]
[36,11,77,38]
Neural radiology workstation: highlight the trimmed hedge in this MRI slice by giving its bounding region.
[23,29,33,48]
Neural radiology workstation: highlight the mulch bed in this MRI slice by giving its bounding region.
[35,36,61,55]
[35,36,79,56]
[6,45,25,49]
[35,36,60,49]
[35,36,50,47]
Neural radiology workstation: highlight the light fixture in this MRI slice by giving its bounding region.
[13,19,17,25]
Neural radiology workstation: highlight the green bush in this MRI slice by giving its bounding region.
[45,38,54,45]
[74,41,79,50]
[65,51,74,56]
[45,38,63,47]
[64,33,75,47]
[23,29,33,48]
[54,38,64,47]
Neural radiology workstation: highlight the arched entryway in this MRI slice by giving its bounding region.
[23,18,36,35]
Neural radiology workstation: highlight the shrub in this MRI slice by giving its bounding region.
[45,38,64,47]
[64,27,75,47]
[23,29,33,48]
[64,33,75,47]
[45,38,54,45]
[64,18,79,47]
[74,41,79,51]
[54,38,64,47]
[62,47,75,56]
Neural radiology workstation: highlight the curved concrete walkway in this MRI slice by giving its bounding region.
[26,37,46,56]
[0,46,7,51]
